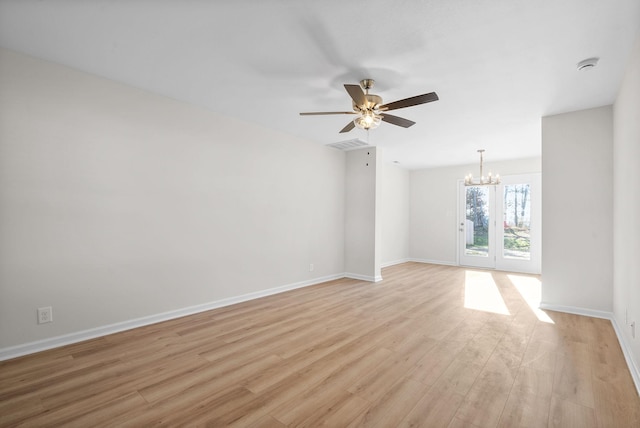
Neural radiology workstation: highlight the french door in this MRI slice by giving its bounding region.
[459,185,496,269]
[458,174,541,274]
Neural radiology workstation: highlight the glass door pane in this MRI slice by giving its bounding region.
[465,186,490,257]
[495,173,541,274]
[503,184,531,260]
[459,182,495,269]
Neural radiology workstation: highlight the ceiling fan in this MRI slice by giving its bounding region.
[300,79,438,133]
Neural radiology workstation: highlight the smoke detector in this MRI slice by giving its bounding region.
[577,57,599,71]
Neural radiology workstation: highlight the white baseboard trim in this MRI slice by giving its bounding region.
[538,303,613,320]
[7,274,637,398]
[408,258,457,267]
[344,272,383,282]
[381,259,410,268]
[611,317,640,397]
[0,273,344,362]
[539,303,640,397]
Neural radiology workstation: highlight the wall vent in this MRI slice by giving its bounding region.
[326,139,370,151]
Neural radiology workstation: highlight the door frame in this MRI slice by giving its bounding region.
[457,173,541,274]
[457,183,496,269]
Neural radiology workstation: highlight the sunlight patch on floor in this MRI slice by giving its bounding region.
[464,270,510,315]
[508,274,554,323]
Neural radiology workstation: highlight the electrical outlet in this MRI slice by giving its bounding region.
[37,306,53,324]
[309,263,314,272]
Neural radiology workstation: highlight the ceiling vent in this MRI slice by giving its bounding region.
[326,138,370,151]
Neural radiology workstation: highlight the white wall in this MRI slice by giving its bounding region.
[541,106,613,313]
[381,162,410,266]
[410,158,541,265]
[0,49,346,350]
[344,147,381,281]
[613,36,640,381]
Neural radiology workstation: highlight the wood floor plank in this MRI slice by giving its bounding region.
[155,386,257,426]
[1,357,123,406]
[316,393,370,427]
[447,416,484,428]
[522,338,558,373]
[399,385,466,427]
[285,389,359,428]
[245,331,356,393]
[0,395,44,427]
[430,339,496,396]
[217,372,312,427]
[271,347,392,426]
[552,352,595,409]
[347,378,432,427]
[246,414,287,428]
[140,353,281,405]
[1,263,637,427]
[483,330,530,379]
[348,337,435,403]
[511,366,554,399]
[18,391,148,427]
[549,394,597,428]
[443,315,486,343]
[591,376,640,427]
[407,339,468,386]
[497,388,550,428]
[453,368,514,427]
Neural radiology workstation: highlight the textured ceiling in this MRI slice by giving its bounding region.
[1,0,638,169]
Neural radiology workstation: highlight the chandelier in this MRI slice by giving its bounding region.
[464,149,500,186]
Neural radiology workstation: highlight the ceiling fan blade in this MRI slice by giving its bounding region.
[378,92,439,111]
[300,111,356,116]
[344,84,367,108]
[339,121,356,133]
[381,113,416,128]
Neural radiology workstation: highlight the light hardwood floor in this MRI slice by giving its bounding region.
[1,263,639,427]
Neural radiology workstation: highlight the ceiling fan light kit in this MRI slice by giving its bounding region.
[354,111,382,130]
[300,79,438,133]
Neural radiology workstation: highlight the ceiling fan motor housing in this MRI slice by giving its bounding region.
[353,94,383,112]
[360,79,375,91]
